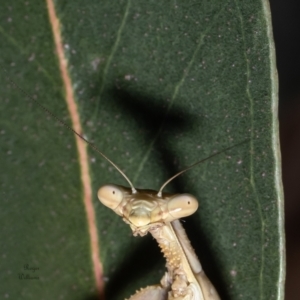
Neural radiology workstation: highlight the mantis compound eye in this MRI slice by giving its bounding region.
[167,194,198,221]
[98,184,124,210]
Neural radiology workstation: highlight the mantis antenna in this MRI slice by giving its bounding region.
[8,72,248,197]
[6,74,137,194]
[157,140,249,197]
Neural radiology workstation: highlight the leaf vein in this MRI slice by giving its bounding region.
[133,8,225,184]
[93,0,131,119]
[234,1,265,298]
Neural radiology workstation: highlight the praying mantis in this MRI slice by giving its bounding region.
[98,183,221,300]
[6,77,248,300]
[96,140,243,300]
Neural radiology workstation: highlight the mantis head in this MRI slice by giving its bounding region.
[98,184,198,236]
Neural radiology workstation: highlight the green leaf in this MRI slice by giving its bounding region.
[0,1,284,299]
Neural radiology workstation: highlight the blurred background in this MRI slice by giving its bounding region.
[270,0,300,299]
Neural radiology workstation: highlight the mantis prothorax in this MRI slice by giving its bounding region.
[8,76,248,299]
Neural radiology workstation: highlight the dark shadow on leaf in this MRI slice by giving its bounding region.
[105,235,164,299]
[107,88,196,187]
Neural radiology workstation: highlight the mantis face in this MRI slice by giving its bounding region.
[98,184,198,236]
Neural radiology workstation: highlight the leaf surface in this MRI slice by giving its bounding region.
[0,1,284,299]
